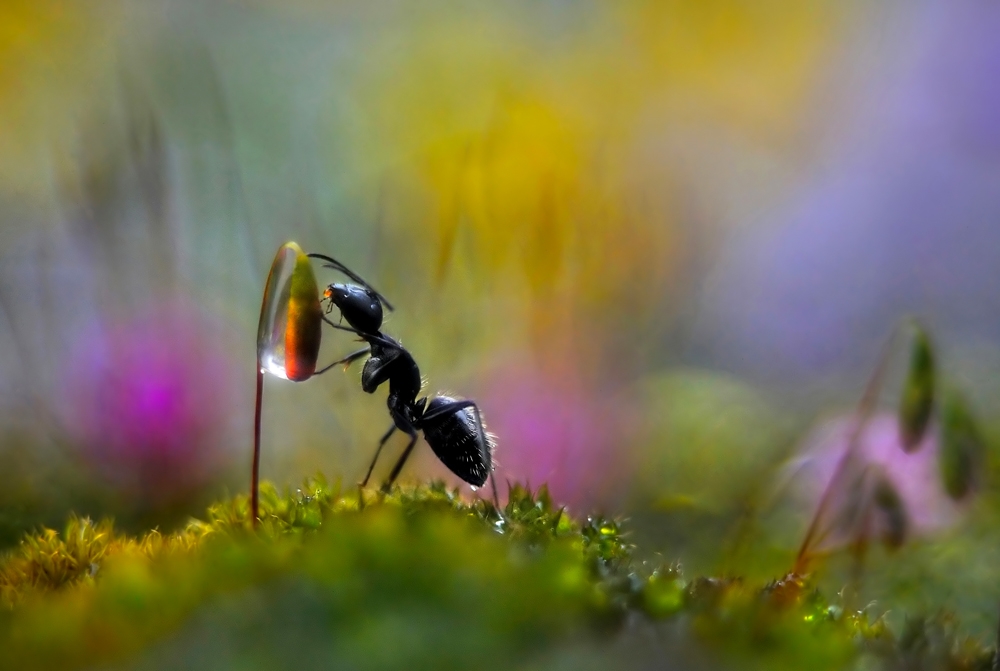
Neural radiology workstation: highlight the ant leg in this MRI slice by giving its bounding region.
[380,430,419,493]
[360,423,397,487]
[314,347,370,376]
[359,347,404,394]
[322,315,363,335]
[490,473,500,511]
[465,403,501,512]
[420,399,478,422]
[320,316,398,350]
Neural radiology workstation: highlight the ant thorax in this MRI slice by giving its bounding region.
[359,335,421,401]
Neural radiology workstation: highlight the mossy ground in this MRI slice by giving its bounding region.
[0,478,993,670]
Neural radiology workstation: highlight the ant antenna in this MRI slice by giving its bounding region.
[307,253,395,311]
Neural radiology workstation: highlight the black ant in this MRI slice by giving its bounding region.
[307,253,499,507]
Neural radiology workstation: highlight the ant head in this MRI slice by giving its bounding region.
[324,283,383,334]
[307,252,394,316]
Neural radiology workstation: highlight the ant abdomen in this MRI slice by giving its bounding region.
[421,396,493,487]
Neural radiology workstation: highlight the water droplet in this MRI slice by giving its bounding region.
[256,242,322,381]
[469,485,478,492]
[260,357,289,380]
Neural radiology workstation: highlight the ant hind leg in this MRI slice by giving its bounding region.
[489,472,501,513]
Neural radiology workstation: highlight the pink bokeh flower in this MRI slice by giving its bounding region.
[61,302,238,506]
[481,363,636,513]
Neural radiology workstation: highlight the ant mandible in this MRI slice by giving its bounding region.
[307,253,499,508]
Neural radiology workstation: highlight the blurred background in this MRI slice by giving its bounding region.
[2,0,1000,638]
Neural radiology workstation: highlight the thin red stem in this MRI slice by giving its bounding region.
[252,365,263,528]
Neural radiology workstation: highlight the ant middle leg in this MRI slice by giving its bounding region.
[381,429,419,493]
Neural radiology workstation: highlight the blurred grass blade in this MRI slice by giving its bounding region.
[939,390,984,500]
[899,324,935,452]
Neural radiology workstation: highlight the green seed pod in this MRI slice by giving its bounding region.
[938,390,984,500]
[898,325,935,452]
[872,476,907,551]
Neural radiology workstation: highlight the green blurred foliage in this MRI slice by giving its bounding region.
[629,371,800,576]
[1,478,996,670]
[0,479,621,670]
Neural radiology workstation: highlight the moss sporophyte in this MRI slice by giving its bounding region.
[0,479,995,670]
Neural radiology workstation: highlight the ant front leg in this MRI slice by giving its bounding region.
[357,421,397,511]
[313,347,370,376]
[360,423,397,488]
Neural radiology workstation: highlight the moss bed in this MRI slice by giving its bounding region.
[0,478,993,670]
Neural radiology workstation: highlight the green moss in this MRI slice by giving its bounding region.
[0,478,994,670]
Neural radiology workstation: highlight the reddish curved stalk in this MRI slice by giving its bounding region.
[252,365,263,528]
[793,328,901,573]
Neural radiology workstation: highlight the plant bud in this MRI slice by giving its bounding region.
[872,476,907,550]
[938,390,984,500]
[898,326,935,452]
